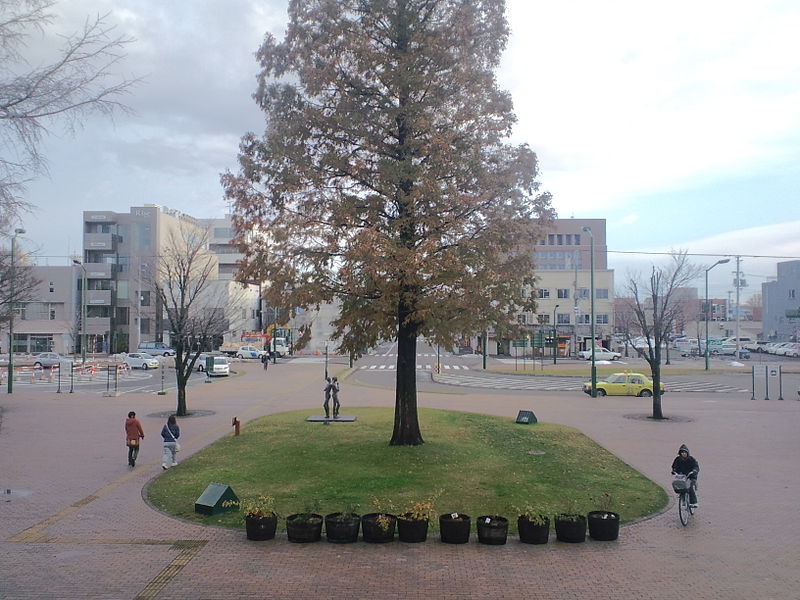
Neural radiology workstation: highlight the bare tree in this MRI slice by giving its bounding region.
[622,251,702,419]
[0,242,39,342]
[0,0,136,232]
[151,225,227,416]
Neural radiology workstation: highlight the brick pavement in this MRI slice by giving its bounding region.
[1,360,799,600]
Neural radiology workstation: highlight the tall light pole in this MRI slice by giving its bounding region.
[552,304,560,364]
[705,258,730,370]
[72,259,88,363]
[7,228,25,393]
[582,226,596,397]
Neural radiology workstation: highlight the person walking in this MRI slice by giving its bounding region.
[125,411,144,467]
[160,415,181,470]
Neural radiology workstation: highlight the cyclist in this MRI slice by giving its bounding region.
[671,444,700,508]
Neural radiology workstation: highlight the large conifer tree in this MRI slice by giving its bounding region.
[223,0,553,445]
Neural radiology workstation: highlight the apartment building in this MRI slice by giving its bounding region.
[762,260,800,342]
[4,266,79,354]
[81,206,260,353]
[509,218,615,355]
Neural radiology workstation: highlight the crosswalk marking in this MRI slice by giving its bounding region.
[359,364,469,371]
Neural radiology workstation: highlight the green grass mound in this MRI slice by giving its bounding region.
[147,407,666,531]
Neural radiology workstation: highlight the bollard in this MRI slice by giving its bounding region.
[778,365,784,401]
[232,417,240,436]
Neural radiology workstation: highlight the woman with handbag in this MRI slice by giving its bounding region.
[160,414,181,470]
[125,411,145,467]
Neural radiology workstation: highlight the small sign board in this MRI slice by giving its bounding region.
[515,410,537,425]
[194,482,239,516]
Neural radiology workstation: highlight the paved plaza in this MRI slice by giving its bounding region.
[1,360,799,599]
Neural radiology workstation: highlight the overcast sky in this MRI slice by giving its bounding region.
[16,0,800,300]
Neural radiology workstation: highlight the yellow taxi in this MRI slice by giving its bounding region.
[582,372,665,397]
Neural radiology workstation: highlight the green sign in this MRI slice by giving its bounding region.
[532,333,544,346]
[512,339,527,348]
[785,309,800,318]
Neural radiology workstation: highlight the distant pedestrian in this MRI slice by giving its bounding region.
[125,411,144,467]
[160,415,181,470]
[261,351,269,371]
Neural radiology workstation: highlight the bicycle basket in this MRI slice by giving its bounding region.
[672,477,690,493]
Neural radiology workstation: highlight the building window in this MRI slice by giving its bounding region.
[517,314,527,324]
[557,288,570,299]
[140,317,151,335]
[596,314,609,324]
[547,234,555,245]
[538,314,550,325]
[557,313,570,324]
[214,227,233,238]
[577,314,590,324]
[790,289,796,299]
[574,234,581,245]
[596,288,609,299]
[577,288,589,299]
[538,289,550,299]
[556,234,563,245]
[140,291,150,307]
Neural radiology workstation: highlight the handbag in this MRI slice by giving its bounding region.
[165,424,181,452]
[127,438,139,447]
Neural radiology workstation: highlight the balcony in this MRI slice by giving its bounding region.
[84,263,113,279]
[84,233,114,251]
[87,290,112,306]
[86,317,111,334]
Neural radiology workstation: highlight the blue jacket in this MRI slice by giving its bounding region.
[161,423,180,442]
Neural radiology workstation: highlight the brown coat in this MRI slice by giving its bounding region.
[125,417,144,442]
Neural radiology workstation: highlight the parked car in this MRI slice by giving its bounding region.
[776,343,800,357]
[578,347,621,361]
[270,337,289,358]
[124,352,160,370]
[136,341,175,356]
[32,352,73,368]
[198,355,230,376]
[713,344,750,359]
[582,372,665,397]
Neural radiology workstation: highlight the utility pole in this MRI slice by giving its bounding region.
[734,256,743,358]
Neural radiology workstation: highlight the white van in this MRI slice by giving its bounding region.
[137,341,175,356]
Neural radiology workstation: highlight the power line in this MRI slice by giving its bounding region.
[608,250,800,260]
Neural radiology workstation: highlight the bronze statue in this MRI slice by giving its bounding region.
[323,376,341,419]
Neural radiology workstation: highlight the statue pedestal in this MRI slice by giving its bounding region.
[305,415,357,422]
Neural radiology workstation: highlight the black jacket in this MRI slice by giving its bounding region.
[671,444,699,477]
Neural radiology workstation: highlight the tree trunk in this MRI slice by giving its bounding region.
[175,350,188,416]
[650,349,664,420]
[390,298,424,446]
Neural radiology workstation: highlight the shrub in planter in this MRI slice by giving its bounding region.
[476,515,509,545]
[361,498,397,543]
[397,490,441,543]
[588,493,620,541]
[554,513,586,543]
[439,512,471,544]
[587,511,620,541]
[286,501,323,543]
[325,509,361,544]
[515,506,550,545]
[222,495,278,541]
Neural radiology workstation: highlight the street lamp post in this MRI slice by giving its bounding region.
[7,228,25,393]
[582,226,596,397]
[72,260,88,363]
[552,304,560,364]
[705,258,730,370]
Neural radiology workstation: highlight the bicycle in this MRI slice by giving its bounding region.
[672,473,697,526]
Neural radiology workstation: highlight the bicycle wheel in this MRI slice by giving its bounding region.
[678,493,689,526]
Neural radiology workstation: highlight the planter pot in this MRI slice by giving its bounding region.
[397,514,429,543]
[554,514,586,543]
[361,513,397,543]
[517,515,550,545]
[285,513,323,543]
[587,511,620,541]
[324,512,360,543]
[439,513,471,544]
[245,514,277,541]
[476,515,508,545]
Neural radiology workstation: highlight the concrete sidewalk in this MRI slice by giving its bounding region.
[1,361,798,599]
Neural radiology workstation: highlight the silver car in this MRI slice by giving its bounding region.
[124,352,160,370]
[32,352,73,368]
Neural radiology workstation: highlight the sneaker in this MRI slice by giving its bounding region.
[162,465,167,470]
[689,503,698,508]
[171,462,178,467]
